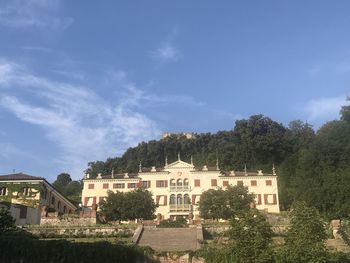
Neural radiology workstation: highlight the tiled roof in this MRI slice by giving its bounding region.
[0,173,43,181]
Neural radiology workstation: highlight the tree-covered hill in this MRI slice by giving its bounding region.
[86,99,350,217]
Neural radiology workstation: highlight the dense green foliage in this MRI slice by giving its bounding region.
[198,185,255,220]
[53,173,82,203]
[0,234,156,263]
[86,99,350,218]
[228,209,274,263]
[0,208,15,232]
[158,217,187,228]
[277,202,328,263]
[100,189,157,221]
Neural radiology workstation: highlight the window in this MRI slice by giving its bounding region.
[257,194,262,205]
[103,183,109,189]
[156,180,167,187]
[237,181,243,186]
[99,197,106,203]
[88,184,94,189]
[194,179,200,187]
[264,194,277,205]
[128,183,136,188]
[265,180,272,186]
[223,181,229,187]
[184,194,190,204]
[51,196,55,205]
[251,180,257,186]
[0,187,6,196]
[177,179,183,187]
[57,201,61,210]
[141,181,151,188]
[170,194,176,205]
[156,195,167,206]
[211,179,217,187]
[113,183,125,189]
[183,179,189,186]
[19,206,27,219]
[177,194,183,205]
[22,187,30,196]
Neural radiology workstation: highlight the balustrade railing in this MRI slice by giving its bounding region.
[169,185,191,192]
[169,204,191,212]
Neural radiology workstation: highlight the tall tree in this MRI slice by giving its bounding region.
[229,209,274,263]
[278,202,328,263]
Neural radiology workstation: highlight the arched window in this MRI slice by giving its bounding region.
[184,194,190,204]
[170,179,176,187]
[63,206,67,213]
[177,194,183,205]
[51,196,55,206]
[183,179,189,188]
[177,179,182,187]
[57,201,61,210]
[170,194,176,205]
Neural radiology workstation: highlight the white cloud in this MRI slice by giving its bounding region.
[0,0,73,30]
[152,44,180,62]
[151,27,181,63]
[0,60,160,179]
[304,96,348,123]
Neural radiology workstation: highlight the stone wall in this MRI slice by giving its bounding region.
[26,225,135,238]
[151,254,205,263]
[40,216,96,226]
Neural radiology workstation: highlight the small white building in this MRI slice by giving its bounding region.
[0,173,77,225]
[82,156,280,220]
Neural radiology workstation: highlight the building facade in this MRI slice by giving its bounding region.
[0,173,77,225]
[82,157,279,220]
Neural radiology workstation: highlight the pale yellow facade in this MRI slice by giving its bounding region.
[82,158,280,219]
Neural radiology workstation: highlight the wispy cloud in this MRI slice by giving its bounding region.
[151,27,181,63]
[0,0,73,30]
[304,96,348,124]
[0,59,207,178]
[0,60,160,178]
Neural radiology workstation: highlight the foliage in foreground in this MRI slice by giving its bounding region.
[277,201,328,263]
[0,233,157,263]
[99,188,157,222]
[0,207,15,233]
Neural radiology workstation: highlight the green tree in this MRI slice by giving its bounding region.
[53,173,72,192]
[228,209,274,263]
[278,202,328,263]
[198,189,229,220]
[124,189,157,220]
[100,189,157,222]
[199,185,255,220]
[0,208,15,232]
[226,185,255,217]
[53,173,82,203]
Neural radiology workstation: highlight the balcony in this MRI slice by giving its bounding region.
[169,204,192,212]
[169,185,191,192]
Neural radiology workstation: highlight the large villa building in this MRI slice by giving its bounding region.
[82,156,280,219]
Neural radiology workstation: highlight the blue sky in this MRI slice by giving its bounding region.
[0,0,349,181]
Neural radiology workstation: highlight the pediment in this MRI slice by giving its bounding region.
[164,160,195,170]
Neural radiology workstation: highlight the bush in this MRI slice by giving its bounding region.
[0,207,15,232]
[0,233,157,263]
[158,217,187,228]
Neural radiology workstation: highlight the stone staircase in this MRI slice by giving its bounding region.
[326,238,350,253]
[137,226,201,251]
